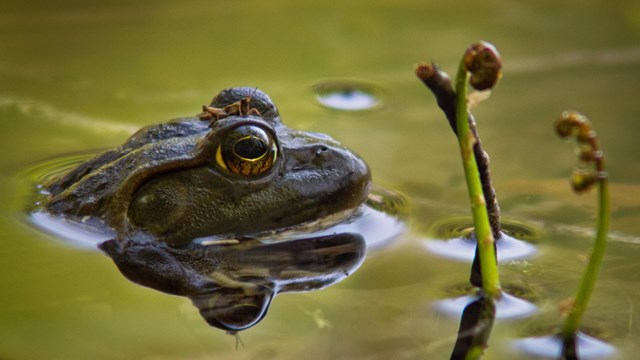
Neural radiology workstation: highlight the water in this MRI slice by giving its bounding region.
[514,332,617,359]
[313,80,382,111]
[2,0,640,359]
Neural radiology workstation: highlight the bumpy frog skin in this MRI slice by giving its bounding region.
[42,87,371,331]
[45,88,371,246]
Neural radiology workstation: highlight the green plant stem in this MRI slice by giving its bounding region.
[414,63,502,240]
[561,178,610,338]
[463,347,484,360]
[454,61,501,299]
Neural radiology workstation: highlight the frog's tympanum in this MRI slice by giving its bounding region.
[40,88,374,332]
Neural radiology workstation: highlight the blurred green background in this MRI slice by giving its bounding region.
[1,0,639,359]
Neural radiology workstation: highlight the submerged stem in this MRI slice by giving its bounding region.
[450,295,496,360]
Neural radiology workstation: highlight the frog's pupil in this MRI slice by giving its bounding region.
[234,136,268,159]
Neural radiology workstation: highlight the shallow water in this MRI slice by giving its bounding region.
[2,0,640,359]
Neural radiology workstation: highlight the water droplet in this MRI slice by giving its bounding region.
[312,80,382,111]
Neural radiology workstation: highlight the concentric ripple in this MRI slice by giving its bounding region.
[434,292,537,320]
[423,218,539,262]
[513,332,616,359]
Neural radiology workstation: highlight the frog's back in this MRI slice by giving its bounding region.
[46,87,279,198]
[44,118,208,217]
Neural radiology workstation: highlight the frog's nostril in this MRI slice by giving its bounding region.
[315,146,329,156]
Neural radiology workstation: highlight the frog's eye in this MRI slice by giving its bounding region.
[216,125,278,176]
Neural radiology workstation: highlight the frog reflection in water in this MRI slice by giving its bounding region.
[42,88,374,332]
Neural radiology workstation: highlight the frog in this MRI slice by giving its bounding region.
[45,87,371,246]
[40,87,374,332]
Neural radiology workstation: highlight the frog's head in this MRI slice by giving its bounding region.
[120,88,371,245]
[41,87,375,332]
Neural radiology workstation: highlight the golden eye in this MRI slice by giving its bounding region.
[216,125,277,176]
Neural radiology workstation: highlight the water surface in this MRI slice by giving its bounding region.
[2,1,640,359]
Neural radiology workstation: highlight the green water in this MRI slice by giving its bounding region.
[2,0,640,359]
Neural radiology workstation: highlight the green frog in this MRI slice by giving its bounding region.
[40,87,377,332]
[45,87,371,246]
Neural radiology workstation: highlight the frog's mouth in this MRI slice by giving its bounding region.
[277,140,372,224]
